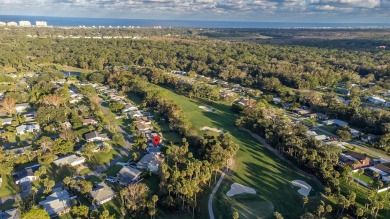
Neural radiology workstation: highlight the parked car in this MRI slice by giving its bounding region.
[105,177,116,183]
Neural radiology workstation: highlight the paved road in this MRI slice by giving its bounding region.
[100,103,133,149]
[347,141,390,162]
[208,171,225,219]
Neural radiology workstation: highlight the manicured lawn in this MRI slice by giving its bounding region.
[0,174,20,198]
[103,165,123,177]
[0,174,20,197]
[159,121,182,144]
[352,172,374,184]
[156,86,324,218]
[85,175,102,184]
[87,149,119,168]
[79,167,92,175]
[98,197,124,218]
[58,213,73,219]
[321,125,338,134]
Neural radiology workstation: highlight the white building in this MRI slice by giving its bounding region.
[53,155,86,167]
[0,21,6,26]
[6,22,18,26]
[15,103,29,113]
[16,124,40,135]
[36,21,47,27]
[19,21,31,27]
[367,96,386,105]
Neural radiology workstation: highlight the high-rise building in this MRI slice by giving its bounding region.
[19,21,32,27]
[35,21,47,27]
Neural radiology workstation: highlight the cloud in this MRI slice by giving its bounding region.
[0,0,388,22]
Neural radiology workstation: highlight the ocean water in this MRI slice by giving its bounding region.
[0,15,389,28]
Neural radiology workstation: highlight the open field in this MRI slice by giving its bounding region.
[87,149,119,168]
[156,86,324,218]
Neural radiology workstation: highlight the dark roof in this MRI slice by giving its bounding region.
[374,164,390,174]
[344,151,367,161]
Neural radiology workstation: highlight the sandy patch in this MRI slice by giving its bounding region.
[202,126,223,134]
[199,106,214,112]
[226,183,256,197]
[291,180,312,196]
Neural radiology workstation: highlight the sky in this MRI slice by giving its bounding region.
[0,0,389,23]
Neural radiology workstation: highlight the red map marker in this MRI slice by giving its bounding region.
[152,136,160,147]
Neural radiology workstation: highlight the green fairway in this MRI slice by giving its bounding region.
[156,86,324,218]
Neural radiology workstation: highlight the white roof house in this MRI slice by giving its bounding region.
[367,96,386,105]
[117,166,142,186]
[39,190,73,216]
[85,131,109,142]
[16,124,40,135]
[15,103,29,113]
[53,155,86,166]
[136,152,165,173]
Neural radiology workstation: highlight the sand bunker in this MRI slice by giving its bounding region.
[199,106,213,112]
[202,126,224,134]
[291,180,312,196]
[226,183,256,197]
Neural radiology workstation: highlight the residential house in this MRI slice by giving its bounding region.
[136,123,153,134]
[1,118,13,126]
[309,113,329,120]
[136,152,165,173]
[128,110,143,118]
[324,141,346,149]
[22,112,36,122]
[314,135,327,141]
[0,208,20,219]
[0,177,2,187]
[272,97,281,105]
[6,146,33,157]
[15,124,40,135]
[15,103,29,113]
[361,134,380,145]
[53,155,86,167]
[122,104,138,113]
[145,132,163,141]
[335,88,350,96]
[322,119,348,127]
[89,182,115,205]
[370,164,390,182]
[39,190,74,216]
[236,98,257,108]
[293,108,311,116]
[219,89,237,101]
[82,118,98,126]
[117,166,142,186]
[367,96,386,105]
[14,166,39,184]
[350,129,360,138]
[133,117,152,125]
[85,131,109,142]
[339,151,372,169]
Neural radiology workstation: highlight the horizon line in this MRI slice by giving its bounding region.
[1,14,390,25]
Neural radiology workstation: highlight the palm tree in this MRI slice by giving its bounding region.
[302,196,308,208]
[356,207,364,219]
